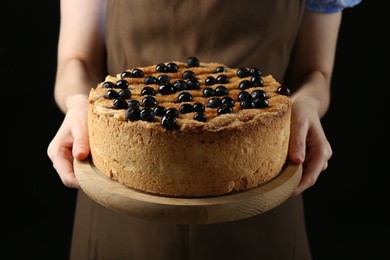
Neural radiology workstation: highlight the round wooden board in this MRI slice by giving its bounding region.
[74,158,302,225]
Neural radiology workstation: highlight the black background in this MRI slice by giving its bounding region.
[6,0,389,259]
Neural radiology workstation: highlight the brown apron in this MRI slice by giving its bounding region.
[71,1,311,259]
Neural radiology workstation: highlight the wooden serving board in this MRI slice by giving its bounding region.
[74,158,302,225]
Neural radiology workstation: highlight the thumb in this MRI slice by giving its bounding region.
[288,121,306,165]
[72,135,90,161]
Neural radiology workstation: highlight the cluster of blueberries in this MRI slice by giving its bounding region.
[101,57,290,130]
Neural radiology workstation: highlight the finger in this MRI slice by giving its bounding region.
[288,116,308,165]
[51,146,80,188]
[72,135,90,160]
[292,142,332,195]
[47,128,81,188]
[322,161,328,171]
[292,155,324,195]
[71,117,90,160]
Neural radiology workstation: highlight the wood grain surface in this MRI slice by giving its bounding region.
[74,158,302,224]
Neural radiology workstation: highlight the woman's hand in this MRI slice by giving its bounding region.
[47,96,90,188]
[288,96,333,195]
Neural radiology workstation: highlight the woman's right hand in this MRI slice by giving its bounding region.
[47,95,90,188]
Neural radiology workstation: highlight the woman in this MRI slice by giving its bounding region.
[48,0,361,259]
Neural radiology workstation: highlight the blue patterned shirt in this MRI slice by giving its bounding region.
[305,0,362,13]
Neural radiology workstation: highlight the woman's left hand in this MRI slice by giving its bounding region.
[288,96,333,195]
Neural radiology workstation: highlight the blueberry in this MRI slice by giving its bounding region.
[157,74,170,84]
[216,74,229,84]
[236,68,249,78]
[140,108,155,122]
[121,71,133,79]
[249,67,262,77]
[161,114,177,129]
[144,75,157,85]
[205,76,217,86]
[254,98,269,108]
[105,89,119,99]
[193,102,205,112]
[128,99,140,109]
[153,106,166,116]
[173,80,188,91]
[165,108,179,118]
[187,57,200,67]
[215,66,226,73]
[156,63,167,72]
[238,91,252,102]
[240,99,255,109]
[119,88,131,99]
[131,68,144,78]
[166,62,178,72]
[142,96,158,108]
[186,78,200,90]
[179,103,194,114]
[251,90,267,100]
[102,81,116,88]
[158,83,176,95]
[207,97,222,108]
[141,86,156,96]
[193,112,207,122]
[203,87,216,98]
[113,97,128,109]
[215,85,229,96]
[177,92,193,102]
[221,96,235,107]
[238,80,252,90]
[217,104,233,115]
[250,76,263,87]
[125,107,140,121]
[182,70,196,80]
[277,86,291,96]
[115,79,129,89]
